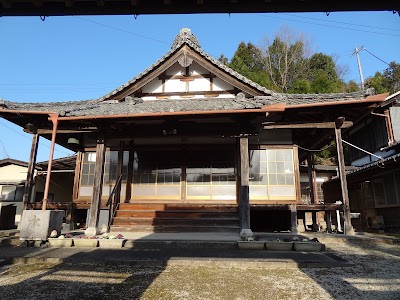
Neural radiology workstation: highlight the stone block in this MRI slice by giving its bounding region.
[20,210,64,241]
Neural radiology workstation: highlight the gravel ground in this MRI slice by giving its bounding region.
[0,240,399,300]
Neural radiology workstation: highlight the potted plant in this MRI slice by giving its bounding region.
[47,233,73,247]
[237,236,265,250]
[293,238,323,252]
[98,233,126,248]
[73,234,99,247]
[265,239,293,251]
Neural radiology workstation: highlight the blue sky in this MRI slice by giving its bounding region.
[0,12,399,162]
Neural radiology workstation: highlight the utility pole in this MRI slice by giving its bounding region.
[352,46,365,89]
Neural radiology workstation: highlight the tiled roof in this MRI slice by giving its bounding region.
[1,97,278,117]
[0,29,382,118]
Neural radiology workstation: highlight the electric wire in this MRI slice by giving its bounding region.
[74,16,170,45]
[363,49,390,66]
[256,14,400,37]
[0,120,74,156]
[282,13,400,32]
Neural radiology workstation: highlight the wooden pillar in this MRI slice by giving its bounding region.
[335,117,354,235]
[72,151,83,201]
[238,136,252,238]
[86,139,106,230]
[307,154,319,231]
[125,147,134,203]
[290,204,298,234]
[22,133,39,211]
[114,141,124,205]
[42,114,58,210]
[326,210,332,233]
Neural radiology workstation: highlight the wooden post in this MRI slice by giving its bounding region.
[42,114,58,210]
[86,139,106,231]
[238,136,252,238]
[72,151,83,201]
[114,141,124,205]
[326,210,332,233]
[335,117,354,235]
[125,147,134,203]
[22,133,39,211]
[307,154,319,231]
[290,204,298,233]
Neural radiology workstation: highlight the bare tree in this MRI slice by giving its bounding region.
[262,26,312,92]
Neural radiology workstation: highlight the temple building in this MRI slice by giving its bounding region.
[0,29,388,236]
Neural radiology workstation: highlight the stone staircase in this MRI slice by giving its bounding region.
[109,203,240,233]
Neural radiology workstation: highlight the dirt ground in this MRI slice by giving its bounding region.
[0,240,399,300]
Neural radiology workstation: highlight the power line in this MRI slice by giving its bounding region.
[74,16,170,45]
[0,120,73,156]
[363,49,390,66]
[256,14,400,37]
[282,13,400,32]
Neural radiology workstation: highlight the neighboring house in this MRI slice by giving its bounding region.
[324,91,400,233]
[0,158,31,228]
[0,156,75,229]
[0,29,388,235]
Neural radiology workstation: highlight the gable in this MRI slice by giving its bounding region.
[100,29,273,103]
[135,60,246,100]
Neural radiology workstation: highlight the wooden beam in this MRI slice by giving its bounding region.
[86,138,106,229]
[264,121,353,129]
[37,129,96,134]
[134,89,237,98]
[335,117,354,235]
[22,133,39,211]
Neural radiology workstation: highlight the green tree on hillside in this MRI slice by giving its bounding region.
[228,42,271,88]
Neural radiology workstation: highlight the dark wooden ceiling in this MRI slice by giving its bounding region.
[1,0,399,16]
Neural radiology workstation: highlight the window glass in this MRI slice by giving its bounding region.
[249,148,296,200]
[1,186,16,201]
[373,177,386,206]
[383,173,397,205]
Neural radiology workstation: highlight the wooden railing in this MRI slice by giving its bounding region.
[106,174,123,232]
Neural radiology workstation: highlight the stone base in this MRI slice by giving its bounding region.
[85,227,99,237]
[240,229,253,240]
[20,210,64,241]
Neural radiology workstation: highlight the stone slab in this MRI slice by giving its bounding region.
[20,210,64,241]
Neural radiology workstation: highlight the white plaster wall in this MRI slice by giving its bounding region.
[164,78,185,93]
[190,77,211,92]
[166,63,184,76]
[142,78,163,93]
[213,78,234,92]
[0,165,27,181]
